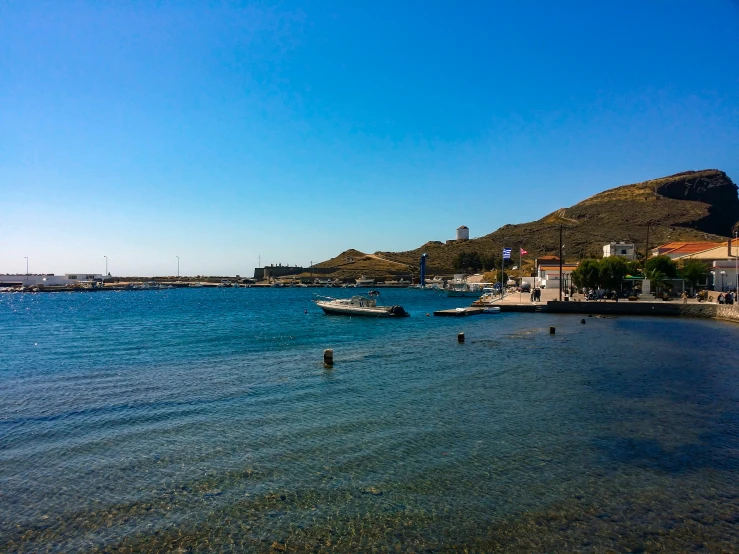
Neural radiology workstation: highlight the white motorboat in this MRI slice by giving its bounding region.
[355,276,375,287]
[315,292,409,317]
[443,281,483,297]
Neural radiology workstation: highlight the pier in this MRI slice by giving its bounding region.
[433,307,487,317]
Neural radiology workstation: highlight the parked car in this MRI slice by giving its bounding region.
[518,282,531,293]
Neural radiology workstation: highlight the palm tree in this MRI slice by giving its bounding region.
[646,268,672,298]
[680,259,708,295]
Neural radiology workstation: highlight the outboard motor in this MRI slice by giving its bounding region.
[390,305,410,317]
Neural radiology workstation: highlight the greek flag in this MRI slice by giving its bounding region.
[502,247,512,259]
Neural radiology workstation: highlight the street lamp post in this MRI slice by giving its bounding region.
[104,255,108,277]
[24,256,28,284]
[176,256,179,278]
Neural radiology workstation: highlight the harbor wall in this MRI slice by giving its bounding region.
[716,304,739,324]
[255,267,339,280]
[546,301,718,318]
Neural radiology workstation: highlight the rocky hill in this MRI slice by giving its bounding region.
[308,170,738,279]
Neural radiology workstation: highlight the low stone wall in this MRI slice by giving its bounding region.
[679,304,718,318]
[547,301,717,318]
[716,304,739,324]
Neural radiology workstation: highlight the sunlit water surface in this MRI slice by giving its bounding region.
[1,288,738,552]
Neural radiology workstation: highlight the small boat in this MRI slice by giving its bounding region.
[189,282,203,288]
[355,276,375,287]
[315,292,409,317]
[443,281,483,297]
[482,306,501,313]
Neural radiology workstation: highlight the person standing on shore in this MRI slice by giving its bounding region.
[682,291,688,304]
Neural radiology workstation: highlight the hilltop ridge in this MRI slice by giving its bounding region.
[311,170,738,279]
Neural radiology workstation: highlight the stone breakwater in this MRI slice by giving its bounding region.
[716,304,739,323]
[548,301,739,325]
[546,301,739,323]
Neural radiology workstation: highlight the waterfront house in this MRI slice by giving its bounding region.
[711,260,739,292]
[537,264,579,289]
[666,241,738,291]
[535,255,560,269]
[651,242,723,259]
[603,242,636,260]
[669,241,739,263]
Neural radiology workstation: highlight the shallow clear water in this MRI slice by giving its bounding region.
[1,288,738,552]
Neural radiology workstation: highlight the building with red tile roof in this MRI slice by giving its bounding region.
[651,242,723,259]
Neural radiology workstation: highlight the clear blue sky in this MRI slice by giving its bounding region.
[2,1,738,276]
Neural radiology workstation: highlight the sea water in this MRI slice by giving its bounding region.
[1,288,738,552]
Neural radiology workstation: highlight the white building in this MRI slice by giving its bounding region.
[0,273,104,287]
[537,264,579,289]
[603,242,636,260]
[456,226,469,241]
[712,260,739,292]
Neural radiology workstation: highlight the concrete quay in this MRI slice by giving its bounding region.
[468,286,738,321]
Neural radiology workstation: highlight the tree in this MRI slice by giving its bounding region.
[625,260,642,276]
[599,256,629,293]
[480,253,496,271]
[646,255,678,278]
[570,259,600,290]
[680,259,708,293]
[453,252,482,272]
[646,268,673,296]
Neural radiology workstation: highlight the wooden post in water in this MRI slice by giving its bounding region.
[458,332,465,343]
[323,349,334,366]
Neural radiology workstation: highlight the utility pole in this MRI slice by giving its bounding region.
[104,255,108,276]
[176,256,179,278]
[559,225,563,301]
[519,243,522,284]
[644,221,651,269]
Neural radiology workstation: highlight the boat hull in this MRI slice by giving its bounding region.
[317,303,394,317]
[316,300,408,317]
[443,290,481,297]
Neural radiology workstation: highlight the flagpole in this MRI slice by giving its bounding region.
[501,248,504,301]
